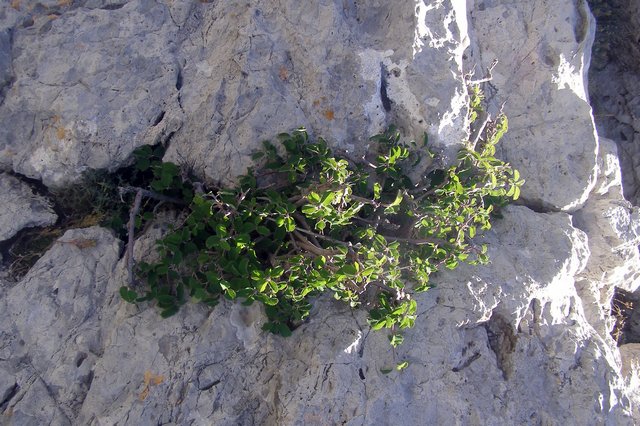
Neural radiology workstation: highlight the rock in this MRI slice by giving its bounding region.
[0,367,16,407]
[0,0,181,187]
[0,0,637,424]
[71,206,633,424]
[619,343,640,420]
[0,226,121,423]
[467,0,598,211]
[0,27,12,98]
[0,173,56,242]
[589,0,640,205]
[572,136,640,336]
[162,0,471,185]
[0,0,470,188]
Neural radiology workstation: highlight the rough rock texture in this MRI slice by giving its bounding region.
[0,0,639,425]
[467,0,598,212]
[0,0,181,187]
[0,0,470,187]
[0,226,121,424]
[589,0,640,205]
[0,173,56,242]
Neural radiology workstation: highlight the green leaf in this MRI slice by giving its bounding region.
[206,236,218,249]
[513,185,521,200]
[370,320,386,331]
[136,157,150,171]
[389,333,404,347]
[396,361,409,371]
[384,190,403,214]
[160,306,179,318]
[238,257,250,275]
[284,216,296,232]
[321,192,335,206]
[340,264,358,277]
[119,287,138,303]
[373,182,381,200]
[307,192,321,204]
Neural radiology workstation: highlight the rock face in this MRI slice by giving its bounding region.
[467,0,598,212]
[0,0,639,425]
[0,0,470,188]
[589,0,640,205]
[0,173,57,242]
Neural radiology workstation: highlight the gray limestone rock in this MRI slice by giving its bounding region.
[589,0,640,205]
[0,0,181,187]
[0,27,12,98]
[1,226,121,423]
[0,173,56,242]
[468,0,598,211]
[164,0,470,186]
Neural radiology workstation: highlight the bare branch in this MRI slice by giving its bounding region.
[383,234,455,248]
[119,186,187,205]
[126,189,143,287]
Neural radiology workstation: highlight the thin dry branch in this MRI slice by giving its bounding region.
[126,189,143,287]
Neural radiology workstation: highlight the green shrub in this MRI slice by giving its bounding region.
[120,88,523,362]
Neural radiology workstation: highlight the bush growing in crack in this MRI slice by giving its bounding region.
[119,87,524,370]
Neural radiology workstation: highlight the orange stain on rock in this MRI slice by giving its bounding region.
[323,110,335,120]
[139,371,165,401]
[278,65,289,81]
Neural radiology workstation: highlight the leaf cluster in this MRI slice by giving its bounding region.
[119,90,523,352]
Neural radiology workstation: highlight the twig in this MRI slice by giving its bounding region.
[126,189,143,287]
[384,234,454,248]
[293,227,348,246]
[467,59,498,85]
[121,186,188,288]
[119,186,187,205]
[469,111,491,149]
[292,212,320,247]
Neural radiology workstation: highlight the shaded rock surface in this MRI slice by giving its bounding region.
[0,173,56,242]
[0,0,639,425]
[589,0,640,205]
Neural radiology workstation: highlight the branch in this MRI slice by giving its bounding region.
[467,59,498,85]
[119,186,187,205]
[292,212,320,247]
[383,234,455,248]
[121,186,188,287]
[293,227,348,247]
[126,189,143,287]
[293,233,339,257]
[469,111,491,149]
